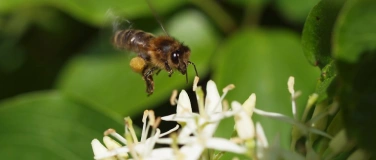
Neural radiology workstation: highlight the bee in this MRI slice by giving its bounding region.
[111,1,198,95]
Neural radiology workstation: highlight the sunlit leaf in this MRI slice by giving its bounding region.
[213,29,320,148]
[0,91,123,159]
[56,10,220,116]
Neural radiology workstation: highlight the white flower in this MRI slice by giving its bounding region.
[157,126,247,160]
[162,80,240,138]
[91,110,179,160]
[159,80,246,159]
[233,97,255,140]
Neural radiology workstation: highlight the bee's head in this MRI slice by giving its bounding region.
[169,44,190,75]
[156,36,198,81]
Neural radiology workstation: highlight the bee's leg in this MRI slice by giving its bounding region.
[155,69,162,76]
[143,66,158,95]
[164,61,174,77]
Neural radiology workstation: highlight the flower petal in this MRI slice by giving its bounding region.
[205,137,246,154]
[242,93,256,116]
[200,119,219,138]
[256,122,268,148]
[177,90,192,116]
[205,80,222,114]
[148,148,175,160]
[180,144,205,160]
[233,101,255,140]
[91,139,109,158]
[94,147,130,160]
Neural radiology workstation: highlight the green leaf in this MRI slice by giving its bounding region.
[56,9,220,116]
[333,0,376,153]
[301,0,345,68]
[0,91,123,159]
[0,0,186,26]
[213,29,320,149]
[315,61,337,103]
[276,0,320,24]
[333,0,376,63]
[337,51,376,153]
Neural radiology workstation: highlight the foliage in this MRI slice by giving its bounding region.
[0,0,375,159]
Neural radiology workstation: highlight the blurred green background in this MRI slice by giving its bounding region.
[0,0,323,159]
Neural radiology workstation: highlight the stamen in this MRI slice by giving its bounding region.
[222,99,229,111]
[193,76,199,91]
[160,124,180,137]
[104,128,116,136]
[222,84,235,93]
[170,90,178,105]
[154,117,161,129]
[148,110,156,126]
[124,117,139,143]
[288,76,295,95]
[287,76,297,120]
[142,110,149,123]
[104,128,127,145]
[141,110,149,142]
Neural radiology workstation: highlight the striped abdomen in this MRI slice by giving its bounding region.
[112,29,155,55]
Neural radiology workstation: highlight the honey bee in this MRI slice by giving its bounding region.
[111,2,198,95]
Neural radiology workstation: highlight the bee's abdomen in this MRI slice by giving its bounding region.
[113,29,154,54]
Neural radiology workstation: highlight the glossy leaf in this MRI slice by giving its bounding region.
[0,91,123,159]
[56,10,220,116]
[0,0,185,26]
[333,0,376,63]
[213,29,320,148]
[301,0,345,68]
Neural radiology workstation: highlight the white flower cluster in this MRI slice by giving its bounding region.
[91,76,331,160]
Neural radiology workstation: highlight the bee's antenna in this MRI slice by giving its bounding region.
[145,0,169,36]
[188,61,199,77]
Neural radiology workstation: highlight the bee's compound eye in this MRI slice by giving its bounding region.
[171,51,179,64]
